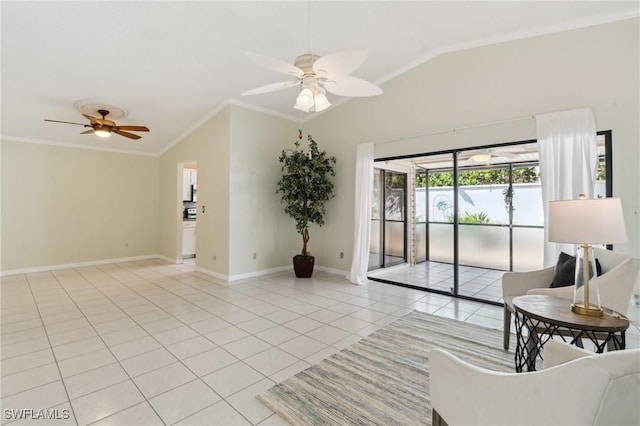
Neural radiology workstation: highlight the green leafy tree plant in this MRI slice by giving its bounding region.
[276,131,336,261]
[448,211,491,224]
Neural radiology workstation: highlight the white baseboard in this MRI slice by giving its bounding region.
[195,265,292,282]
[194,266,228,281]
[1,256,349,283]
[157,255,181,264]
[228,265,292,281]
[225,265,347,282]
[315,265,349,278]
[0,254,161,277]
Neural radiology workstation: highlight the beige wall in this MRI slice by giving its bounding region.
[158,105,299,279]
[228,106,300,277]
[3,19,637,278]
[158,107,231,276]
[1,140,159,272]
[307,18,640,271]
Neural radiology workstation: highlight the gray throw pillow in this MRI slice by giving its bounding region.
[550,252,602,288]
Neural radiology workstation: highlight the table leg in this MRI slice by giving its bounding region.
[514,312,539,372]
[606,331,626,351]
[514,312,525,372]
[525,319,539,371]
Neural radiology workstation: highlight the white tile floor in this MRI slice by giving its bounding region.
[1,259,638,425]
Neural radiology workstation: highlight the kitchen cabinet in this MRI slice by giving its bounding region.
[182,168,197,201]
[182,221,196,258]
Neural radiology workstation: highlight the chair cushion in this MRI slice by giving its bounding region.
[550,252,602,288]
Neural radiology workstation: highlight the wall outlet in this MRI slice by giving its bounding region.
[212,255,216,261]
[340,252,344,259]
[253,252,257,260]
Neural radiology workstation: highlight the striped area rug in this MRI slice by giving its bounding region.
[257,310,516,425]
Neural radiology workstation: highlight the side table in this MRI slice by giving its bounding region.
[513,295,629,372]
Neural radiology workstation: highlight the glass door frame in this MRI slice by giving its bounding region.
[369,168,408,270]
[368,131,613,307]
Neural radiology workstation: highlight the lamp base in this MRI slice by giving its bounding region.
[571,303,603,317]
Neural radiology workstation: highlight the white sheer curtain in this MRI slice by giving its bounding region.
[536,107,598,267]
[348,142,374,285]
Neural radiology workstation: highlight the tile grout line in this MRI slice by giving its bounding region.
[13,272,80,425]
[79,261,263,425]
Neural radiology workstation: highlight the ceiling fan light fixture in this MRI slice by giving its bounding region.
[243,50,381,113]
[94,129,111,138]
[295,88,315,110]
[471,153,491,163]
[293,103,311,112]
[314,90,331,112]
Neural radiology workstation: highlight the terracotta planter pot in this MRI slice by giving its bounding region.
[293,255,315,278]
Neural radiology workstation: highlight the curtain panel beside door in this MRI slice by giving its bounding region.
[349,142,375,285]
[536,107,598,267]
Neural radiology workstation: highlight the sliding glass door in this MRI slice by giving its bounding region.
[415,168,427,264]
[368,133,611,305]
[369,168,407,269]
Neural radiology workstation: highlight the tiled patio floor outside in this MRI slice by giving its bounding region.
[368,260,505,303]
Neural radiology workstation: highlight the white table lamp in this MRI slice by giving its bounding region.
[548,195,627,316]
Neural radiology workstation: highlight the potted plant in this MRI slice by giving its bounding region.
[277,130,336,278]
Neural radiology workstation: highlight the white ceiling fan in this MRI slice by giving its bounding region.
[461,148,519,163]
[241,50,382,112]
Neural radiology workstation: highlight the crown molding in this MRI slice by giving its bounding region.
[1,135,158,157]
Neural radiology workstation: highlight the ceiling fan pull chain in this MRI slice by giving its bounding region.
[306,0,312,55]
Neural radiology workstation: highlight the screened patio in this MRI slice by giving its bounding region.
[367,134,609,305]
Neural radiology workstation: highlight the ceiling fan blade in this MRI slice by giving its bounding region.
[313,50,368,78]
[469,149,519,159]
[459,150,482,158]
[114,130,141,140]
[117,125,150,132]
[241,81,298,96]
[497,152,518,158]
[80,129,95,135]
[323,76,382,97]
[246,52,304,77]
[82,114,115,126]
[82,113,100,124]
[44,119,87,127]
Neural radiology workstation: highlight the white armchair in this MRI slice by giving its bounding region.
[430,340,640,426]
[502,248,640,350]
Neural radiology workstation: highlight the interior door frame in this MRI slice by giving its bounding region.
[176,161,198,263]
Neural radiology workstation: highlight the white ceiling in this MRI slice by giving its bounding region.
[2,1,638,156]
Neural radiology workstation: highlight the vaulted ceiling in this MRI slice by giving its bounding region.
[2,1,637,155]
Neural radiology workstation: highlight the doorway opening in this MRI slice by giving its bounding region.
[178,161,197,263]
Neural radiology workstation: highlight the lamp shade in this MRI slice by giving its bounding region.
[548,197,627,244]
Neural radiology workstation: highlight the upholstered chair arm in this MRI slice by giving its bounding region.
[502,266,555,299]
[527,284,574,300]
[429,348,609,426]
[528,258,639,315]
[590,258,639,315]
[542,340,593,369]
